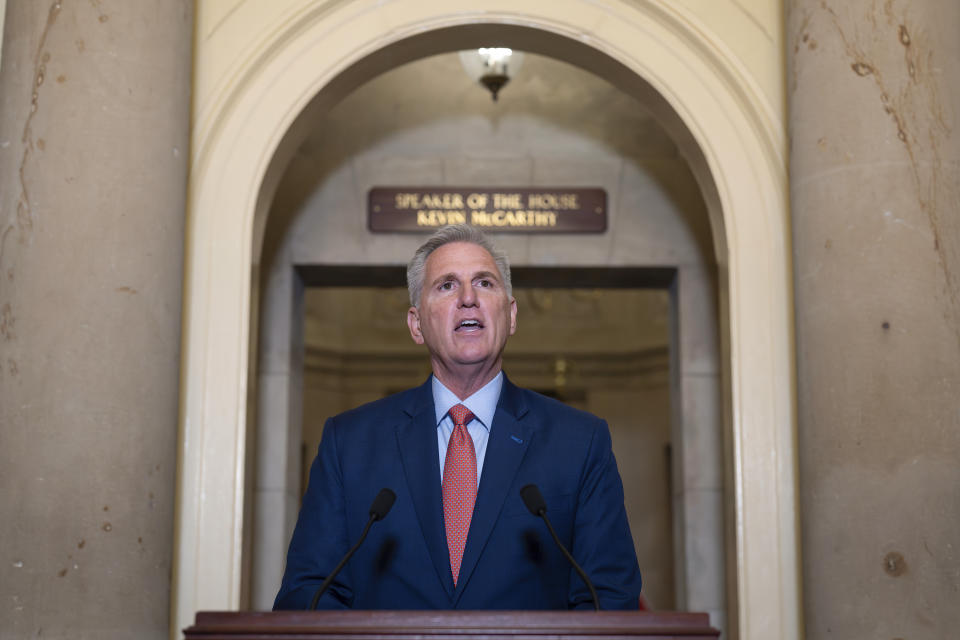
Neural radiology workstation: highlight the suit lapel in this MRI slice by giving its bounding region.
[395,378,455,602]
[453,376,531,605]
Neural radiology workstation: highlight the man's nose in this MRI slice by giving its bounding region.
[458,284,478,306]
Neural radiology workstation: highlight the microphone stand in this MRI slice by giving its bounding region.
[309,489,395,610]
[521,484,601,611]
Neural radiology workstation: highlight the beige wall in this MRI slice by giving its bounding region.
[0,1,192,638]
[0,0,6,69]
[788,1,960,638]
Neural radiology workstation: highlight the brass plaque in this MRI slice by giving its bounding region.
[368,187,606,233]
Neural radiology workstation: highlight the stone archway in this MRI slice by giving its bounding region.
[174,3,799,639]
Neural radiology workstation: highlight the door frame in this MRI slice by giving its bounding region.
[173,3,799,639]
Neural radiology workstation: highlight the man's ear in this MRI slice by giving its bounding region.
[407,306,425,344]
[508,296,518,336]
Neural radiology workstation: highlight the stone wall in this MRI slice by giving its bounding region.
[0,2,192,638]
[789,1,960,638]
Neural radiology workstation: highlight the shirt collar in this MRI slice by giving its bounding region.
[432,372,503,431]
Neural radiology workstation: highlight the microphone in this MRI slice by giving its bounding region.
[520,484,601,611]
[309,488,396,610]
[368,488,396,521]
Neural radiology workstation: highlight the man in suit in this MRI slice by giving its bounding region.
[274,224,642,610]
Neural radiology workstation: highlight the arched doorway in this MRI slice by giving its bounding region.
[174,3,798,639]
[251,48,723,627]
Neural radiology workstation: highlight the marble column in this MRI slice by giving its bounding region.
[788,1,960,638]
[0,2,192,637]
[252,255,305,611]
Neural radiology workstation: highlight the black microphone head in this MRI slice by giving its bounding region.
[520,484,547,516]
[369,488,396,521]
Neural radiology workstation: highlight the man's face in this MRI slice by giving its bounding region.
[407,242,517,381]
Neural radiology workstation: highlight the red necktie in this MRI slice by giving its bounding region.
[443,403,477,586]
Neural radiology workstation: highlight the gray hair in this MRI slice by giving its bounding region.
[407,224,512,307]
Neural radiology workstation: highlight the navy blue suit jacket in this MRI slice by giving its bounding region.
[274,375,642,610]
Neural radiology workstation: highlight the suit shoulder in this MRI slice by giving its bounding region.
[331,385,422,426]
[516,387,605,431]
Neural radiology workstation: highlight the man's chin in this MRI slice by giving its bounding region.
[452,357,495,368]
[438,353,502,371]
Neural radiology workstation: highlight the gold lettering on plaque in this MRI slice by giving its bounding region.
[493,193,522,209]
[378,189,592,230]
[398,192,466,210]
[466,193,487,209]
[470,210,558,227]
[396,193,417,209]
[527,193,579,209]
[416,210,467,226]
[527,194,554,209]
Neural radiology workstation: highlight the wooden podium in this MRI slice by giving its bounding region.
[184,610,719,639]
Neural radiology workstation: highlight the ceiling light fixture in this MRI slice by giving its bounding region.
[458,47,525,101]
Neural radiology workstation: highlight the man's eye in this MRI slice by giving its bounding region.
[477,279,492,288]
[439,281,454,291]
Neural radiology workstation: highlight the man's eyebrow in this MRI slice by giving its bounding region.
[429,272,457,287]
[473,270,500,282]
[428,270,501,287]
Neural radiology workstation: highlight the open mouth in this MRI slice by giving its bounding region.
[455,319,483,331]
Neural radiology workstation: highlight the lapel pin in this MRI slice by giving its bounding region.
[510,435,524,444]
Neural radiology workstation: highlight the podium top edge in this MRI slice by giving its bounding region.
[188,610,719,637]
